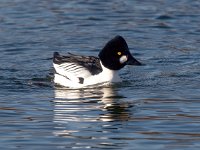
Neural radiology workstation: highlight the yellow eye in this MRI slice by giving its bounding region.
[117,52,122,56]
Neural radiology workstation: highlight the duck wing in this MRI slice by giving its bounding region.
[53,52,102,82]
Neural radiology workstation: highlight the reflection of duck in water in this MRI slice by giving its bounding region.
[53,86,136,137]
[53,86,134,124]
[53,36,141,88]
[99,87,134,122]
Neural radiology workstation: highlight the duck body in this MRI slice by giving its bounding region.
[53,35,141,88]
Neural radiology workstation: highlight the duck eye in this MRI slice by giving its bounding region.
[117,52,122,56]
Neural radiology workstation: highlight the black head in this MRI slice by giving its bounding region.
[98,35,141,70]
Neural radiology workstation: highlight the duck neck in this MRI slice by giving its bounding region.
[100,61,121,82]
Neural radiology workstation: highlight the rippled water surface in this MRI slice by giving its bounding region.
[1,0,200,149]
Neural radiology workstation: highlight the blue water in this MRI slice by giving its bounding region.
[1,0,200,149]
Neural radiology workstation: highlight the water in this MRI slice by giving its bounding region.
[1,0,200,149]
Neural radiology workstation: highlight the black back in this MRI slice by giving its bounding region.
[53,52,102,75]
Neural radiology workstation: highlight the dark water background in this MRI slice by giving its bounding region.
[1,0,200,149]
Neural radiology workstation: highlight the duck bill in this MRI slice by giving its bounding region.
[126,55,142,66]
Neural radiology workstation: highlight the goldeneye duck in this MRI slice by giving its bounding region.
[53,35,141,88]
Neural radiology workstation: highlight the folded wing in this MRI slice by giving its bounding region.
[53,52,102,83]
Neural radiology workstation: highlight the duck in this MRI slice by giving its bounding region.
[53,35,141,88]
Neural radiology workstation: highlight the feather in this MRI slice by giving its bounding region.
[53,52,103,83]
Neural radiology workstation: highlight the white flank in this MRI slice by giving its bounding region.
[53,61,121,88]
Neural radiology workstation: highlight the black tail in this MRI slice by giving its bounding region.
[53,52,61,64]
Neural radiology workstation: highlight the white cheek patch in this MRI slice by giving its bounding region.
[119,55,128,64]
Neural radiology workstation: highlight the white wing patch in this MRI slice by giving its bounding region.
[53,62,92,83]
